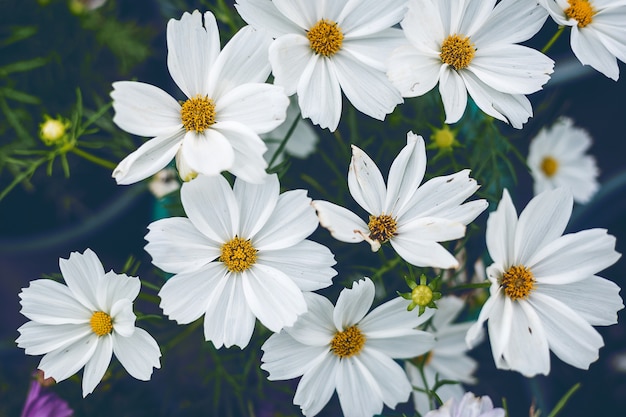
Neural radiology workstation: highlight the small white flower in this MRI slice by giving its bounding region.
[145,174,337,349]
[235,0,407,131]
[312,132,488,269]
[111,10,289,185]
[16,249,161,397]
[527,117,599,204]
[388,0,554,128]
[466,188,624,377]
[406,296,480,416]
[261,278,435,417]
[541,0,626,80]
[425,392,505,417]
[148,168,181,199]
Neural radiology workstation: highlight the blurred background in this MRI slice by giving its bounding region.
[1,0,625,416]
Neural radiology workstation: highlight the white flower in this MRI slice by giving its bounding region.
[425,392,505,417]
[111,10,289,185]
[262,95,319,166]
[387,0,554,129]
[261,278,436,417]
[312,132,488,269]
[541,0,626,80]
[466,188,624,377]
[148,168,180,199]
[406,296,480,416]
[234,0,406,131]
[527,117,599,204]
[16,249,161,397]
[145,174,337,349]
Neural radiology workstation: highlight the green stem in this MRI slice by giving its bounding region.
[547,383,581,417]
[446,281,492,292]
[268,111,301,170]
[70,147,117,170]
[542,26,565,54]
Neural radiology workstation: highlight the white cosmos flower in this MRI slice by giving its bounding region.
[234,0,406,131]
[387,0,554,129]
[541,0,626,80]
[145,174,337,349]
[312,132,488,269]
[527,117,599,204]
[16,249,161,397]
[261,278,436,417]
[425,392,505,417]
[466,188,624,377]
[111,10,289,185]
[406,296,480,416]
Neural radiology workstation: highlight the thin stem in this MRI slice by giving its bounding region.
[70,147,117,170]
[547,383,581,417]
[268,111,301,170]
[446,281,491,292]
[542,26,565,54]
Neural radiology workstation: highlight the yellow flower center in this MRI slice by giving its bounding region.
[307,19,344,57]
[440,34,475,70]
[540,156,559,177]
[368,214,397,243]
[500,265,535,300]
[181,95,216,133]
[220,236,257,273]
[330,325,366,358]
[90,311,113,336]
[411,285,433,307]
[565,0,595,28]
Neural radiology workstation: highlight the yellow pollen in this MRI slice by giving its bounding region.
[541,156,559,177]
[307,19,344,57]
[330,325,366,358]
[411,285,433,307]
[417,351,434,366]
[440,34,476,70]
[432,125,456,149]
[220,236,257,273]
[500,265,535,300]
[368,214,397,243]
[565,0,595,28]
[181,95,216,133]
[90,311,113,336]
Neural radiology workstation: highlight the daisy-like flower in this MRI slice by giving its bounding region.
[527,117,599,204]
[466,188,624,377]
[312,132,487,269]
[406,296,480,416]
[387,0,554,129]
[111,10,289,185]
[541,0,626,80]
[16,249,161,397]
[146,174,337,349]
[261,278,436,417]
[425,392,505,417]
[234,0,406,131]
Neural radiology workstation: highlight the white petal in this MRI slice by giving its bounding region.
[365,329,434,358]
[216,83,288,134]
[212,121,269,184]
[571,25,619,80]
[38,334,98,384]
[167,11,219,97]
[457,0,496,37]
[59,249,104,312]
[486,189,517,266]
[273,0,319,29]
[348,144,386,215]
[261,331,328,380]
[285,292,336,346]
[181,174,238,243]
[471,0,548,46]
[98,271,140,312]
[113,129,184,185]
[431,295,465,329]
[293,353,340,417]
[19,279,91,325]
[235,0,303,38]
[233,174,279,238]
[360,348,412,409]
[82,335,113,396]
[401,0,445,52]
[398,217,466,243]
[312,200,368,244]
[145,217,220,274]
[111,81,182,137]
[243,264,307,332]
[207,25,272,100]
[110,298,136,338]
[390,236,459,269]
[439,68,468,124]
[297,55,343,131]
[17,321,91,355]
[387,45,442,98]
[269,34,314,96]
[360,297,435,338]
[112,327,161,380]
[333,278,375,330]
[336,357,383,417]
[180,129,235,178]
[257,240,337,292]
[338,0,406,37]
[343,28,407,72]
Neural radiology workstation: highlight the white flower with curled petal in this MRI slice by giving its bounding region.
[425,392,505,417]
[540,0,626,81]
[312,132,488,269]
[261,277,436,417]
[234,0,406,131]
[466,188,624,377]
[387,0,554,129]
[145,174,337,349]
[16,249,161,397]
[111,10,289,185]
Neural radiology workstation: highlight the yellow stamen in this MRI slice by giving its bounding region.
[307,19,344,57]
[368,214,397,243]
[90,311,113,336]
[330,325,366,358]
[500,265,535,300]
[565,0,595,28]
[540,156,559,177]
[181,95,216,133]
[440,34,475,70]
[220,236,257,273]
